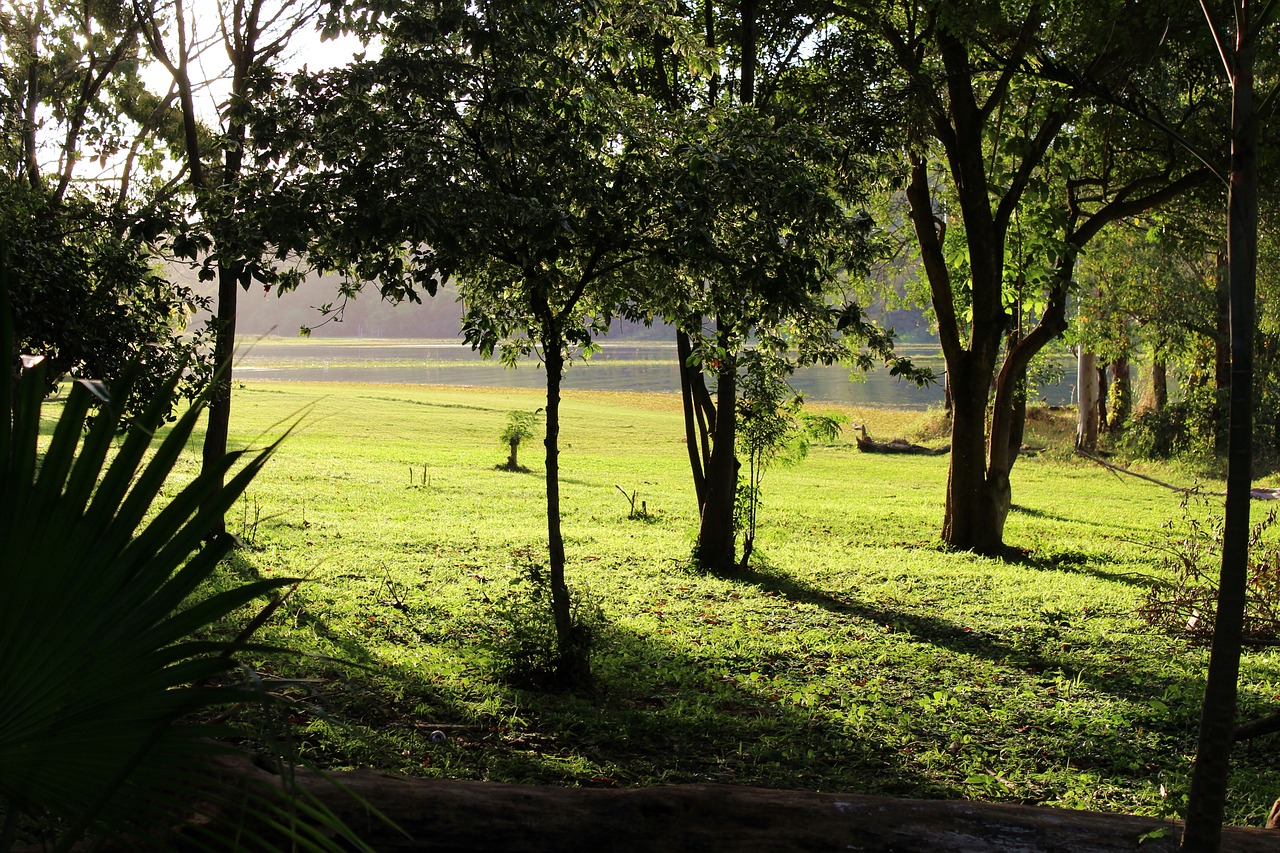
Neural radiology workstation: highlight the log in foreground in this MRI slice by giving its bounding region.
[272,763,1276,853]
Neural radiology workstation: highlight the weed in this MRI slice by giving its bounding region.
[408,465,433,489]
[1140,491,1280,643]
[480,549,604,689]
[615,485,653,520]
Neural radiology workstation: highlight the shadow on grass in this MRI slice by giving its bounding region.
[1005,546,1155,588]
[233,574,940,797]
[726,559,1196,717]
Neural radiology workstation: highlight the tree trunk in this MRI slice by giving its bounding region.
[695,319,738,572]
[677,328,712,510]
[1153,361,1168,412]
[1215,244,1232,456]
[1182,11,1258,850]
[201,265,239,539]
[1109,357,1131,431]
[1096,365,1108,431]
[1077,350,1099,449]
[541,330,584,685]
[942,360,1005,554]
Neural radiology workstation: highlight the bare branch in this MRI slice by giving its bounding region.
[1198,0,1234,81]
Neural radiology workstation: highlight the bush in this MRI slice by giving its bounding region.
[1139,492,1280,643]
[0,264,368,851]
[481,549,603,688]
[1119,404,1196,460]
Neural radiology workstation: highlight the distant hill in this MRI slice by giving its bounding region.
[174,266,933,345]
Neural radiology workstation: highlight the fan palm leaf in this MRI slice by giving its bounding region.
[0,255,375,851]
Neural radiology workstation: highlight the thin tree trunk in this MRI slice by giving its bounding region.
[22,4,42,190]
[1215,244,1232,456]
[1109,357,1131,431]
[677,329,711,509]
[201,266,239,539]
[541,330,581,685]
[1182,7,1258,849]
[1097,365,1108,431]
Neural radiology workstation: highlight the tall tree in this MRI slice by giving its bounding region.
[646,0,910,571]
[0,0,210,417]
[1182,1,1277,849]
[138,0,321,537]
[260,0,690,682]
[825,0,1214,553]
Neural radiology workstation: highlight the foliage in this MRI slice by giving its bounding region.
[1119,404,1199,461]
[499,409,543,472]
[1141,493,1280,645]
[479,550,604,690]
[0,177,211,425]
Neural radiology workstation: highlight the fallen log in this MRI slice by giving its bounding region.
[23,756,1278,852]
[852,424,948,456]
[233,760,1279,852]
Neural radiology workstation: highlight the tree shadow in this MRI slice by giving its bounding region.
[1004,547,1155,588]
[727,559,1197,716]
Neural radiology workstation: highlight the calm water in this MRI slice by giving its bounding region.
[234,340,1075,410]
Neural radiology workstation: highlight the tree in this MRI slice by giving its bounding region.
[261,0,687,683]
[0,178,209,417]
[824,0,1215,553]
[1182,2,1277,849]
[643,0,914,572]
[659,107,906,571]
[500,409,542,472]
[137,0,322,536]
[1072,221,1218,437]
[0,0,210,418]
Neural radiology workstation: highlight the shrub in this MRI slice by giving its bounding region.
[1139,492,1280,643]
[1120,403,1196,460]
[0,264,369,851]
[481,549,603,688]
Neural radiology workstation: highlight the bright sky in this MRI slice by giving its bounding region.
[140,5,373,126]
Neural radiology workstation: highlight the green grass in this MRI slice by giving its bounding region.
[170,382,1277,826]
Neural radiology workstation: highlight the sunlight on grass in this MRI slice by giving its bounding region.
[181,381,1277,827]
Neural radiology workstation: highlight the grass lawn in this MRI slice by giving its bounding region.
[169,381,1278,826]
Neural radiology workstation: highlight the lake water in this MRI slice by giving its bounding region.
[234,340,1076,410]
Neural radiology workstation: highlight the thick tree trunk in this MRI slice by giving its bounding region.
[1182,14,1258,851]
[1153,361,1168,412]
[541,332,584,685]
[942,362,1005,554]
[1077,350,1099,449]
[695,321,738,571]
